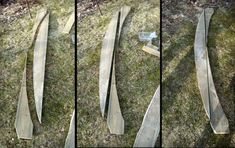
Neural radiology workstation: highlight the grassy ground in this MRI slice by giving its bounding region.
[0,0,74,147]
[77,0,160,147]
[163,1,235,147]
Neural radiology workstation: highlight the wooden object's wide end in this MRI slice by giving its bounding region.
[15,66,33,139]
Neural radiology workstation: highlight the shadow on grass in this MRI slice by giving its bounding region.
[163,47,195,109]
[209,32,235,133]
[193,121,232,147]
[163,23,195,71]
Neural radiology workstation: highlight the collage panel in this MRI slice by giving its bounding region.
[0,0,74,147]
[77,0,160,147]
[162,1,235,147]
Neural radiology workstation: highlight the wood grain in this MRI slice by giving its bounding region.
[194,8,229,134]
[106,6,131,135]
[64,110,75,148]
[63,11,75,34]
[99,12,119,117]
[15,54,33,139]
[142,44,160,57]
[33,13,49,123]
[134,86,160,147]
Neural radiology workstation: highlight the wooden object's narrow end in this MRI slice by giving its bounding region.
[64,111,75,148]
[63,11,75,34]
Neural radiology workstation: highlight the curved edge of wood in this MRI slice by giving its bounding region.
[63,11,75,34]
[194,8,230,134]
[33,13,50,123]
[99,11,120,117]
[64,110,75,148]
[29,8,48,48]
[15,54,33,139]
[107,58,124,135]
[105,6,131,134]
[133,86,160,147]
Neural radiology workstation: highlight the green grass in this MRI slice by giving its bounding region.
[0,0,74,147]
[77,0,160,147]
[162,7,235,147]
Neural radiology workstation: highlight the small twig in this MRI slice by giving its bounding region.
[25,0,32,19]
[95,0,102,15]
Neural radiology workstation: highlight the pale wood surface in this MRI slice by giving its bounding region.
[99,12,119,117]
[29,8,47,48]
[15,9,48,139]
[118,6,131,41]
[15,54,33,139]
[33,13,49,123]
[106,6,131,135]
[133,86,160,147]
[64,111,75,148]
[107,57,124,134]
[194,8,229,134]
[142,44,160,57]
[63,11,75,34]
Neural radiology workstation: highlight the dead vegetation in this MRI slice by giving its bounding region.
[0,0,38,23]
[77,0,105,21]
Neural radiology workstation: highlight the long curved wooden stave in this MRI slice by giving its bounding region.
[194,8,229,134]
[33,13,49,123]
[133,86,160,147]
[99,12,119,117]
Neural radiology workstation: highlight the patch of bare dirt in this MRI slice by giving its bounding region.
[0,0,37,23]
[162,0,234,35]
[77,0,106,21]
